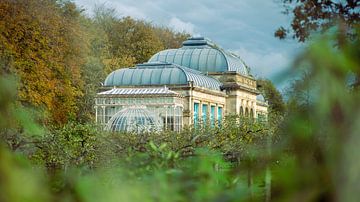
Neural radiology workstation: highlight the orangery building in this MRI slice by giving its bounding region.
[95,37,268,132]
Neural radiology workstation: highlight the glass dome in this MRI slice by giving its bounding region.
[104,62,222,90]
[148,37,250,76]
[256,94,266,102]
[105,106,163,133]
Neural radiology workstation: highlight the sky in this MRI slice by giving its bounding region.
[73,0,304,89]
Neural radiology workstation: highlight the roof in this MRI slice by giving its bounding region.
[148,37,250,76]
[98,87,179,96]
[256,94,268,107]
[256,94,266,102]
[104,62,222,91]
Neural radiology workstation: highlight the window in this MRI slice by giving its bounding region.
[217,107,223,126]
[97,107,104,124]
[202,104,208,124]
[250,109,254,118]
[194,103,199,126]
[166,117,174,131]
[210,106,215,127]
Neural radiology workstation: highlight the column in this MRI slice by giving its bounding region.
[95,106,98,123]
[102,106,106,125]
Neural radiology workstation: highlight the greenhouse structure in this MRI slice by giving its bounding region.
[95,37,268,132]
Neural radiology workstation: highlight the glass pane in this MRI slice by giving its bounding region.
[202,104,208,123]
[166,50,176,63]
[182,49,193,67]
[159,68,172,84]
[206,50,217,71]
[157,53,166,62]
[210,106,215,127]
[190,49,201,70]
[215,52,227,71]
[173,49,185,65]
[122,69,135,85]
[218,107,223,126]
[150,69,161,85]
[131,69,144,85]
[198,49,210,72]
[141,69,152,84]
[194,103,199,127]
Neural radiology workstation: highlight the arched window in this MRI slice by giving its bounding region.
[250,109,254,118]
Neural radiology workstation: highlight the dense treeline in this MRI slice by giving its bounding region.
[0,0,189,125]
[0,0,85,124]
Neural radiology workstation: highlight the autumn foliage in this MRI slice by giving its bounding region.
[0,0,85,124]
[0,0,189,125]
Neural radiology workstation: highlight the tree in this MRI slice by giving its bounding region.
[271,28,360,201]
[275,1,360,89]
[93,7,163,73]
[0,1,191,124]
[153,26,190,49]
[275,0,360,42]
[0,0,87,124]
[257,79,286,114]
[93,5,189,74]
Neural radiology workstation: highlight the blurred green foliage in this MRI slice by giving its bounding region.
[0,81,271,201]
[271,26,360,201]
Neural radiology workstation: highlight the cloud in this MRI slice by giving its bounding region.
[109,2,147,19]
[232,48,291,79]
[168,17,196,34]
[75,0,147,19]
[73,0,303,89]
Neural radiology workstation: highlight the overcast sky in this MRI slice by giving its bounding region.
[73,0,304,89]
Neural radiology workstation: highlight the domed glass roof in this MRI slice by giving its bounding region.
[105,106,163,133]
[148,37,250,76]
[256,94,266,102]
[104,62,222,90]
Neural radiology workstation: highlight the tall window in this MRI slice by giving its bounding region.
[217,106,223,126]
[194,103,199,126]
[210,106,215,127]
[240,106,244,116]
[202,104,208,124]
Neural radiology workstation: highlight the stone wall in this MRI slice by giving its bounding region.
[172,87,227,126]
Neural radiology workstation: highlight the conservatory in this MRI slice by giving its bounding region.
[104,106,164,133]
[95,87,184,132]
[96,37,268,132]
